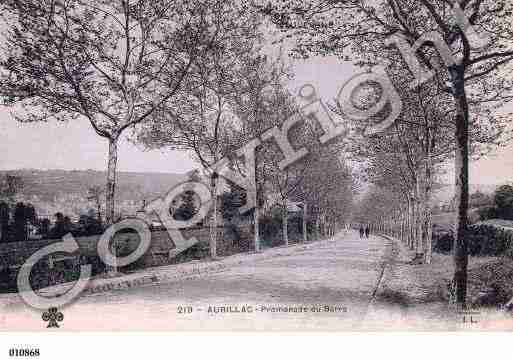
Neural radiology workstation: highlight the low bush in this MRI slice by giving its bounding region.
[432,225,454,253]
[259,214,283,248]
[478,206,498,221]
[468,223,513,258]
[433,222,513,259]
[432,221,513,259]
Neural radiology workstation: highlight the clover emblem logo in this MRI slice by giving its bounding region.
[42,307,64,328]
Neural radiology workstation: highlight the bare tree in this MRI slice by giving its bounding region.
[293,144,354,240]
[226,55,292,252]
[262,0,513,306]
[1,0,240,224]
[135,5,263,258]
[265,132,309,245]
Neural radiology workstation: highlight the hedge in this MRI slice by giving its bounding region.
[467,223,513,258]
[432,222,513,259]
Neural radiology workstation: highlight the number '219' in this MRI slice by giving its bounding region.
[177,306,193,314]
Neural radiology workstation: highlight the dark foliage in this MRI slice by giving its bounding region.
[0,202,9,241]
[38,218,51,237]
[259,214,283,248]
[432,225,454,253]
[220,184,247,221]
[478,206,498,221]
[48,212,67,239]
[494,185,513,220]
[433,222,513,259]
[12,202,36,241]
[173,190,197,221]
[73,214,104,237]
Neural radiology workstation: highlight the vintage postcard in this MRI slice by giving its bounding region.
[1,0,513,340]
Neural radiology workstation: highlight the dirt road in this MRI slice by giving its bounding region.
[0,231,407,330]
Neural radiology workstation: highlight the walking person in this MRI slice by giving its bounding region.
[359,225,364,239]
[365,226,370,239]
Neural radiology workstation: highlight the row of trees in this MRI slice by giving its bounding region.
[0,172,106,241]
[0,175,32,241]
[0,0,262,226]
[0,200,105,242]
[0,1,354,258]
[139,53,354,252]
[2,0,513,307]
[478,185,513,220]
[261,0,513,307]
[0,201,37,242]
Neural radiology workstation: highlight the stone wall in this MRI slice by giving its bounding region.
[0,225,253,292]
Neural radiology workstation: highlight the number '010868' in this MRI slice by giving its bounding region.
[9,348,40,357]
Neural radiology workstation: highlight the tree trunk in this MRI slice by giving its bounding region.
[282,197,288,246]
[398,211,402,241]
[402,205,405,242]
[254,204,260,251]
[105,136,119,226]
[424,208,433,263]
[210,174,218,259]
[411,198,415,249]
[394,212,399,238]
[254,164,260,252]
[452,68,470,308]
[105,136,119,275]
[302,202,307,243]
[415,179,424,257]
[409,196,415,249]
[424,147,434,264]
[404,210,408,242]
[403,208,408,242]
[97,203,102,225]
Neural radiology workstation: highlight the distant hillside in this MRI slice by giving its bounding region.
[0,169,187,202]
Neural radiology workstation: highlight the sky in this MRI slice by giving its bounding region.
[1,55,512,185]
[0,116,196,174]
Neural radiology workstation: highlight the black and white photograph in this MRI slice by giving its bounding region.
[1,0,513,348]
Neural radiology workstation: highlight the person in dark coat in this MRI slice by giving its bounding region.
[359,225,364,239]
[365,226,370,238]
